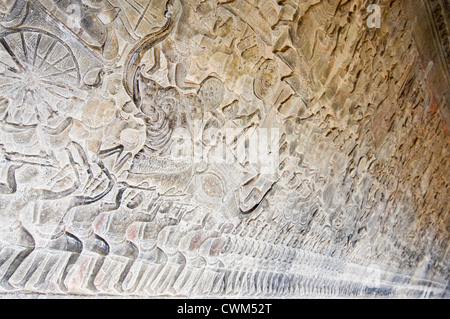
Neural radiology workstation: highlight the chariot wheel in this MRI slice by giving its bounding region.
[0,28,80,125]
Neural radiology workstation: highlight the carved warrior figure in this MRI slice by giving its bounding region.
[123,0,181,153]
[0,0,448,299]
[120,0,276,214]
[0,0,190,293]
[0,1,131,292]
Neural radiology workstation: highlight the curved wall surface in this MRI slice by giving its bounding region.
[0,0,448,298]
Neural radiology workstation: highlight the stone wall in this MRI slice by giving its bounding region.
[0,0,448,298]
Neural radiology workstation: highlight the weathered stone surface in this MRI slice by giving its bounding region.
[0,0,448,298]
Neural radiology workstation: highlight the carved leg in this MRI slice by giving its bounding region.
[0,165,21,194]
[0,226,35,290]
[84,234,110,292]
[113,240,139,292]
[47,232,83,292]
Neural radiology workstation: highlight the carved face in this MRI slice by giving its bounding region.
[140,85,179,119]
[253,60,280,100]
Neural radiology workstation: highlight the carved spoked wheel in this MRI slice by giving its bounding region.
[0,28,80,125]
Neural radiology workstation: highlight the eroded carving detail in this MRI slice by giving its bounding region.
[0,0,448,298]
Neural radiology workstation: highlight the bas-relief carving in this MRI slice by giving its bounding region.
[0,0,448,297]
